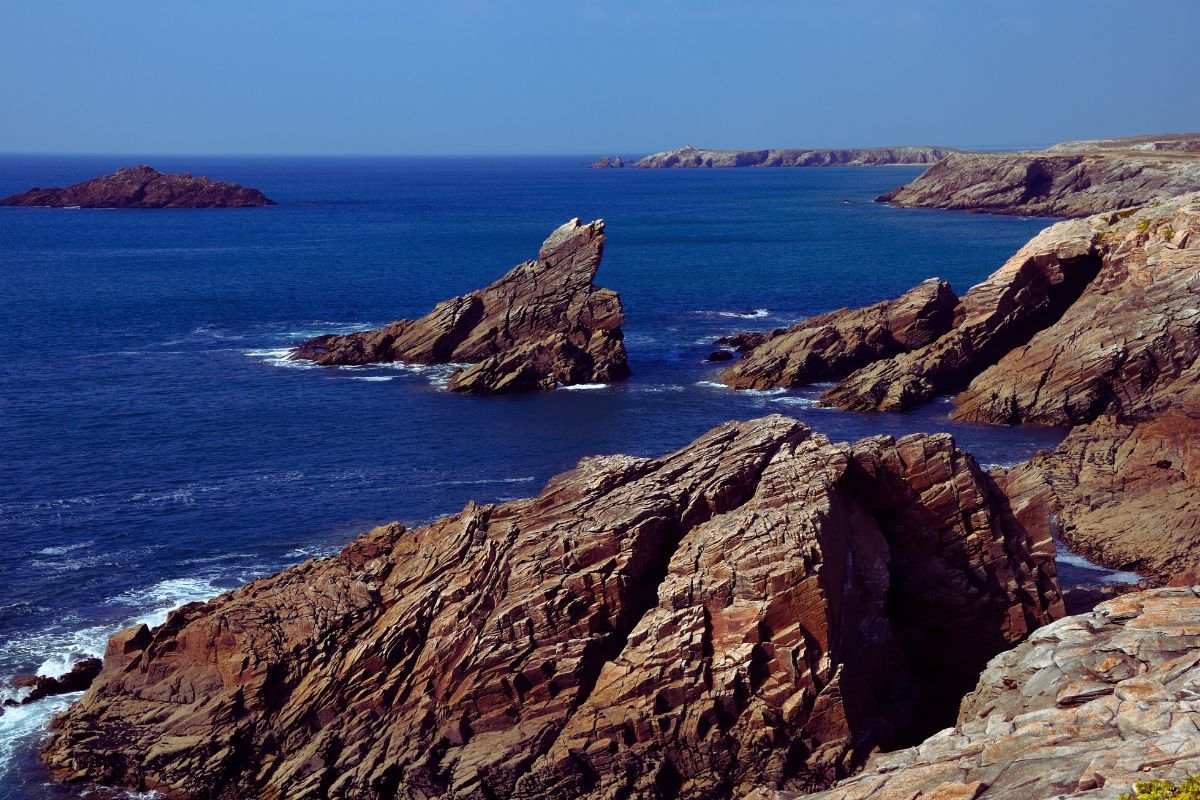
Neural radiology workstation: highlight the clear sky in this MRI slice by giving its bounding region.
[4,0,1198,155]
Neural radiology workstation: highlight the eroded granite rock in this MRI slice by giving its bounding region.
[795,588,1200,800]
[290,219,629,393]
[0,165,275,208]
[719,279,957,390]
[43,416,1061,800]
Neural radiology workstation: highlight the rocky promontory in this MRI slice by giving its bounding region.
[797,587,1200,800]
[44,415,1062,799]
[717,193,1200,584]
[290,218,630,393]
[877,134,1200,217]
[719,279,958,390]
[635,145,957,169]
[0,165,276,208]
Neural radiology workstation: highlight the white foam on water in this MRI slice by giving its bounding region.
[243,347,315,369]
[769,396,820,407]
[558,383,608,391]
[634,384,686,393]
[692,309,771,319]
[741,388,789,397]
[1055,550,1143,585]
[695,380,730,389]
[434,476,535,487]
[285,545,342,560]
[0,691,82,787]
[349,376,397,382]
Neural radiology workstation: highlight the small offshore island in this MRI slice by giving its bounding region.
[0,165,276,208]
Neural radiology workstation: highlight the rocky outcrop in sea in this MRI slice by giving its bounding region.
[0,165,276,208]
[877,134,1200,217]
[290,218,630,392]
[635,145,957,169]
[43,415,1062,799]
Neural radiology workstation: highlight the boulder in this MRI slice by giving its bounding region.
[290,219,630,393]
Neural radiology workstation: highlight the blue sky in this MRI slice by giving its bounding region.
[4,0,1198,155]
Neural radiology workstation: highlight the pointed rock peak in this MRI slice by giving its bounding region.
[538,217,605,261]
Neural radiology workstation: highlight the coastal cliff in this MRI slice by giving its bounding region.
[43,416,1062,799]
[635,145,957,169]
[290,219,629,393]
[877,134,1200,217]
[0,165,276,208]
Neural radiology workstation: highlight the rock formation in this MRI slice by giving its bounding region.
[635,145,957,169]
[0,165,276,208]
[6,659,102,706]
[44,416,1062,800]
[290,218,630,393]
[794,587,1200,800]
[590,156,625,168]
[719,279,957,390]
[878,135,1200,217]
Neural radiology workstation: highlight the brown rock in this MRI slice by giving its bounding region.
[290,218,630,393]
[13,658,102,704]
[0,165,275,208]
[43,416,1061,800]
[719,279,957,390]
[1001,404,1200,580]
[799,588,1200,800]
[952,195,1200,425]
[878,134,1200,217]
[821,218,1103,411]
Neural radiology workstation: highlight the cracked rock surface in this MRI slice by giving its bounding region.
[794,587,1200,800]
[43,415,1061,799]
[289,218,628,393]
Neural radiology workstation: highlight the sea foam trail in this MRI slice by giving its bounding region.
[0,576,226,787]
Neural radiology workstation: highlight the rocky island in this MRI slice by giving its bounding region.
[634,145,958,169]
[290,218,630,393]
[0,165,276,208]
[877,134,1200,217]
[43,415,1063,799]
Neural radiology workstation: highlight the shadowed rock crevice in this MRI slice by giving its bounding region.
[44,416,1060,800]
[290,218,629,393]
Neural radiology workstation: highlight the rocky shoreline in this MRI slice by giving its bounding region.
[290,218,630,393]
[28,149,1200,800]
[0,165,275,208]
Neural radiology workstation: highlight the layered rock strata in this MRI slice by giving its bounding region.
[0,165,275,208]
[635,145,956,169]
[878,135,1200,217]
[719,279,957,390]
[796,588,1200,800]
[291,219,629,393]
[44,416,1062,800]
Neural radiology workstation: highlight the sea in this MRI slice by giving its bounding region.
[0,155,1140,799]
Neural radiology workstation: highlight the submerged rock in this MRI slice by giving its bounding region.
[44,415,1061,799]
[719,279,957,390]
[635,144,957,168]
[797,587,1200,800]
[0,165,275,208]
[290,218,629,393]
[877,134,1200,217]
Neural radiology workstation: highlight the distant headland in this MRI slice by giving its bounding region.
[0,165,276,208]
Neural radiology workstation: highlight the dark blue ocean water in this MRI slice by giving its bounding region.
[0,156,1134,798]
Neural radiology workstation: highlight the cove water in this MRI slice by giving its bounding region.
[0,156,1135,798]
